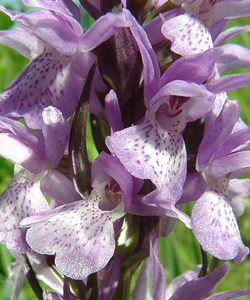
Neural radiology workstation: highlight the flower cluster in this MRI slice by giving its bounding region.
[0,0,250,299]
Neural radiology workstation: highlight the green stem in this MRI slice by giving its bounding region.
[87,273,98,300]
[69,279,87,300]
[198,247,208,277]
[209,257,220,272]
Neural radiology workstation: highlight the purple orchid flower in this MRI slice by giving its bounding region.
[0,106,70,174]
[107,37,250,229]
[9,252,64,299]
[133,232,166,300]
[0,2,163,256]
[0,0,94,128]
[20,152,141,279]
[0,1,249,297]
[0,4,165,281]
[0,2,163,128]
[0,168,49,253]
[189,100,250,262]
[0,105,70,254]
[166,262,250,300]
[159,0,250,56]
[134,236,250,299]
[98,257,121,300]
[107,47,234,227]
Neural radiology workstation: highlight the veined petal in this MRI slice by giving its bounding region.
[214,26,250,46]
[228,178,249,217]
[159,48,222,88]
[169,263,229,300]
[229,178,250,199]
[143,9,180,47]
[151,234,166,300]
[1,4,81,55]
[98,257,120,300]
[133,258,152,300]
[197,101,239,170]
[0,27,44,59]
[178,172,206,204]
[40,169,80,205]
[161,14,213,56]
[207,0,250,23]
[191,191,248,263]
[142,188,191,228]
[79,10,129,51]
[165,265,201,299]
[17,11,80,56]
[0,50,92,128]
[206,288,250,300]
[214,127,250,159]
[206,73,250,94]
[204,93,227,131]
[123,10,160,102]
[0,117,45,173]
[105,90,123,133]
[23,0,81,24]
[173,0,203,15]
[133,233,166,300]
[107,117,186,193]
[207,150,250,179]
[41,106,70,165]
[217,44,250,73]
[25,189,125,279]
[0,169,49,253]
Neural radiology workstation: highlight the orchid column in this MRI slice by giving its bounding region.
[0,0,250,299]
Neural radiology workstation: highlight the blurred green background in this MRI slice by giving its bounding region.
[0,1,250,299]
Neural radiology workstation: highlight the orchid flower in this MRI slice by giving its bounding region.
[0,0,94,128]
[134,233,250,299]
[0,105,70,254]
[19,152,139,279]
[0,0,249,297]
[189,100,250,262]
[107,47,244,226]
[156,0,250,57]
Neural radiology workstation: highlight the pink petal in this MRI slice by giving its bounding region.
[0,117,45,173]
[26,190,125,279]
[191,191,248,263]
[0,170,49,253]
[161,14,213,56]
[0,27,44,59]
[107,117,186,192]
[0,50,92,128]
[41,106,70,165]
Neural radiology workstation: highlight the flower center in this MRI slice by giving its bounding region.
[100,179,122,210]
[159,96,188,117]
